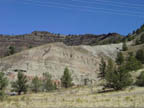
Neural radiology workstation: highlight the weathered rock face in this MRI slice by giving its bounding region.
[0,42,122,85]
[0,31,123,57]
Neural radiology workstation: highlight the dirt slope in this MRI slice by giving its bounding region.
[0,42,122,85]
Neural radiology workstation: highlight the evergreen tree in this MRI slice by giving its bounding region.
[122,40,128,51]
[28,45,32,49]
[104,65,133,90]
[106,59,115,74]
[8,46,15,55]
[99,57,106,79]
[136,71,144,86]
[116,52,124,65]
[0,72,8,90]
[31,76,42,93]
[125,54,142,71]
[12,72,28,95]
[136,49,144,64]
[43,72,55,91]
[61,67,73,88]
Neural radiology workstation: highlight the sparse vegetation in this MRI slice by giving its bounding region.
[31,76,42,93]
[43,72,56,91]
[1,24,144,107]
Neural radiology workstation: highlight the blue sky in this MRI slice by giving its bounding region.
[0,0,144,35]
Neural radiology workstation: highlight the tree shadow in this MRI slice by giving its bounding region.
[97,89,115,94]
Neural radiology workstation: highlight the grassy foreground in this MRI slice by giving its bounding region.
[1,86,144,108]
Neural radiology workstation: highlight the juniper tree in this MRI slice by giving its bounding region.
[125,54,142,72]
[8,46,15,55]
[104,65,133,90]
[104,59,133,91]
[106,59,115,74]
[136,49,144,64]
[12,72,28,95]
[116,52,124,65]
[61,67,73,88]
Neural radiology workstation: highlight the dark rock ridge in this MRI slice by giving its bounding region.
[0,31,124,57]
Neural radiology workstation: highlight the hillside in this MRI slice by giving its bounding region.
[0,31,123,57]
[0,42,122,85]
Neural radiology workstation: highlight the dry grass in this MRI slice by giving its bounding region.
[0,86,144,108]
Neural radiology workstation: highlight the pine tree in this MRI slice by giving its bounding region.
[106,59,115,74]
[61,67,73,88]
[31,76,42,93]
[122,40,128,51]
[104,60,133,91]
[12,72,28,95]
[125,54,142,71]
[136,49,144,64]
[116,52,124,65]
[99,57,106,79]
